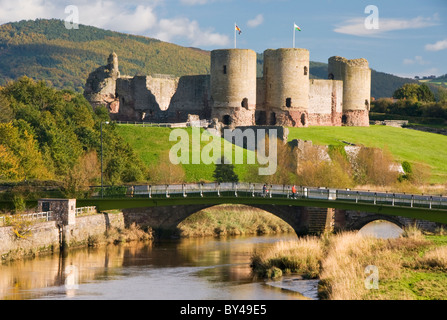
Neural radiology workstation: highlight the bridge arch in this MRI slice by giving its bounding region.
[122,204,333,238]
[346,214,405,231]
[176,204,298,236]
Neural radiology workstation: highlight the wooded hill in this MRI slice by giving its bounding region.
[0,19,418,98]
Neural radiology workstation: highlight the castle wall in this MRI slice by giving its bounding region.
[210,49,257,126]
[115,75,179,121]
[146,76,179,112]
[85,51,371,128]
[263,48,310,127]
[255,77,266,125]
[161,75,211,122]
[308,79,343,126]
[328,56,371,126]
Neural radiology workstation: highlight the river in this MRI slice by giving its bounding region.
[0,234,321,301]
[0,221,401,301]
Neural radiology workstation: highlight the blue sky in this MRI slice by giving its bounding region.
[0,0,445,78]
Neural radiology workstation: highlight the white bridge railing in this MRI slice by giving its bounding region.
[0,211,54,226]
[0,206,97,227]
[97,183,447,211]
[75,206,97,217]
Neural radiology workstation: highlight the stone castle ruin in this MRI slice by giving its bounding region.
[84,48,371,127]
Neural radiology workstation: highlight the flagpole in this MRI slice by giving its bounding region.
[293,23,296,48]
[234,22,237,49]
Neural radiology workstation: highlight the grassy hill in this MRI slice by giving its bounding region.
[288,126,447,184]
[116,124,447,185]
[115,125,259,183]
[0,19,419,98]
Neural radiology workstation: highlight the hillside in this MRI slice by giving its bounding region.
[287,126,447,184]
[0,19,418,98]
[115,125,259,183]
[116,125,447,185]
[0,19,211,92]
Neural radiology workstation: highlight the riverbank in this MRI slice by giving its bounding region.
[251,227,447,300]
[0,211,153,264]
[177,205,294,237]
[0,205,290,263]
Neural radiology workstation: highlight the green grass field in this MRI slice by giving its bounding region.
[116,124,447,185]
[288,125,447,184]
[115,125,259,183]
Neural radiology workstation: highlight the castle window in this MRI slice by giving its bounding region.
[241,98,249,109]
[256,111,267,125]
[328,73,334,80]
[223,115,231,126]
[301,114,306,126]
[270,112,276,125]
[223,65,227,74]
[365,99,370,111]
[342,115,348,125]
[286,98,292,108]
[304,66,308,76]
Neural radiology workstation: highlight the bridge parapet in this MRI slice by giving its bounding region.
[89,183,447,214]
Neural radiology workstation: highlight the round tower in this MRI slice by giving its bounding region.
[263,48,310,127]
[328,56,371,126]
[210,49,257,127]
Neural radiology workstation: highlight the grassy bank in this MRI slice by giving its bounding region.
[117,125,447,186]
[251,229,447,300]
[288,125,447,184]
[178,205,294,237]
[116,125,259,183]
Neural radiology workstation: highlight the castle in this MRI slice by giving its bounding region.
[84,48,371,127]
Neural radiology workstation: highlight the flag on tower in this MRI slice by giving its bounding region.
[294,23,301,31]
[235,25,242,34]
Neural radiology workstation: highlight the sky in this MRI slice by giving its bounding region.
[0,0,445,78]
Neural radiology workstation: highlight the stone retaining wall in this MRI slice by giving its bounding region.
[0,212,125,262]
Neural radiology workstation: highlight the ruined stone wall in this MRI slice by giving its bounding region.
[328,56,371,126]
[115,75,179,122]
[210,49,257,126]
[308,79,343,126]
[162,75,211,123]
[83,52,120,112]
[263,48,310,127]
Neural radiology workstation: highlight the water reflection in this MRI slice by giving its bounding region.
[359,220,404,239]
[0,234,313,300]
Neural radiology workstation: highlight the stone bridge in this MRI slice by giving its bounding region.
[73,183,447,237]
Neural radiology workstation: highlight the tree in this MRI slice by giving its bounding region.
[0,145,20,180]
[0,90,13,123]
[213,157,239,183]
[393,83,421,101]
[393,83,435,102]
[417,84,435,102]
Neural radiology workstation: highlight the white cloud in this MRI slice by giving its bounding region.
[425,39,447,51]
[247,14,264,28]
[0,0,58,23]
[179,0,209,5]
[403,56,429,66]
[156,17,230,47]
[334,15,440,37]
